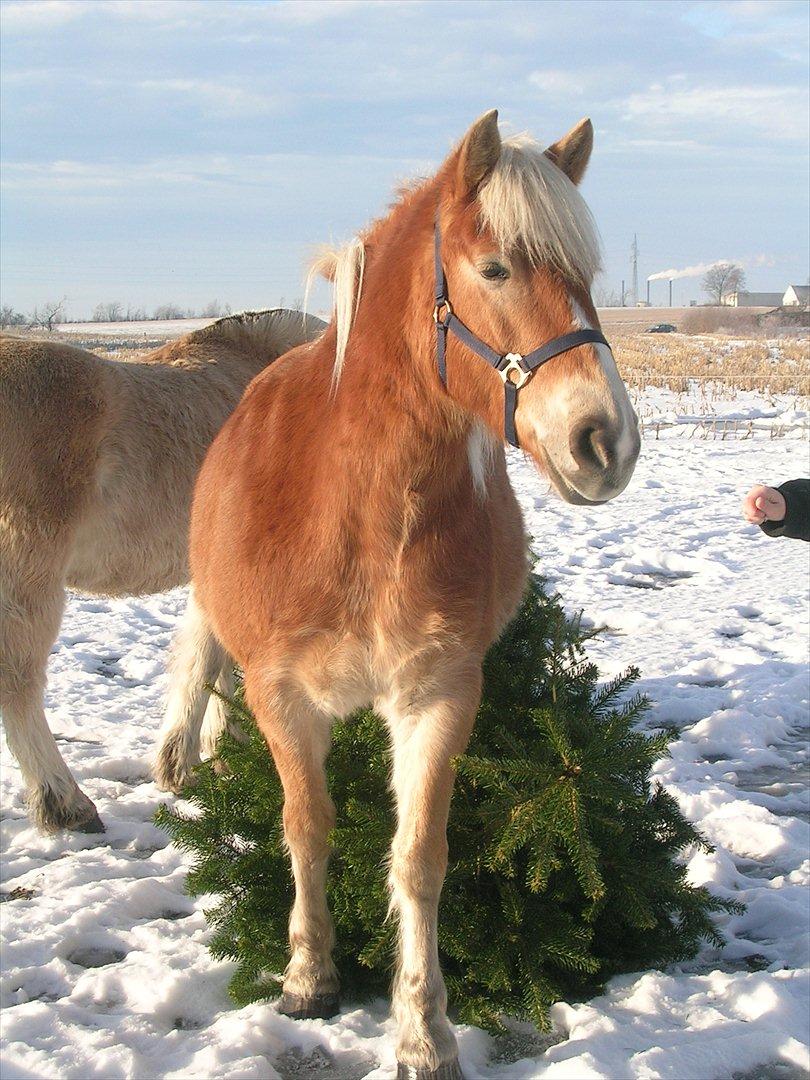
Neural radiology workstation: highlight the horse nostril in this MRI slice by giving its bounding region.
[570,421,613,473]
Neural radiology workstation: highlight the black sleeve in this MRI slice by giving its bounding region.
[759,479,810,542]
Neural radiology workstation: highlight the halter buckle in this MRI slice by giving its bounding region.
[433,298,453,325]
[499,353,531,389]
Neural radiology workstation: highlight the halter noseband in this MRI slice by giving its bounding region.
[433,215,611,448]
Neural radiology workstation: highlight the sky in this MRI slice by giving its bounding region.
[1,0,808,319]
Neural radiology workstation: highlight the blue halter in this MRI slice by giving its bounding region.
[433,216,611,448]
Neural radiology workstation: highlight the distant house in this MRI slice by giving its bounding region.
[721,289,786,306]
[782,285,810,308]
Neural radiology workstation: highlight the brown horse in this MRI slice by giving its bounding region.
[162,112,640,1078]
[0,310,324,833]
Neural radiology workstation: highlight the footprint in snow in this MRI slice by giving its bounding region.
[685,674,727,687]
[67,945,127,968]
[733,604,762,619]
[276,1045,377,1080]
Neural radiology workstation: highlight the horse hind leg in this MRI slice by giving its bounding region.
[0,566,103,833]
[154,588,227,794]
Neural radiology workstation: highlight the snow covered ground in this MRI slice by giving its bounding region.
[54,319,214,340]
[1,388,808,1080]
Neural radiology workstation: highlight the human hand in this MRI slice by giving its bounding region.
[742,485,787,525]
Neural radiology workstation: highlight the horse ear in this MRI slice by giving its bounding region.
[452,109,501,199]
[545,118,593,185]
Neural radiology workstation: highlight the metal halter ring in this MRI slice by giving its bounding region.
[433,298,453,324]
[498,353,531,389]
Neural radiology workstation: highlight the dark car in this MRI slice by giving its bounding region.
[645,323,678,333]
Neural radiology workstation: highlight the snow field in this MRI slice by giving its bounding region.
[1,388,808,1079]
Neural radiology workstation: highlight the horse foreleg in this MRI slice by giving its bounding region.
[381,670,480,1080]
[0,574,103,833]
[247,674,339,1019]
[154,588,225,793]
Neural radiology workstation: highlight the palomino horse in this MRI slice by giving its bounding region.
[161,112,640,1078]
[0,310,324,833]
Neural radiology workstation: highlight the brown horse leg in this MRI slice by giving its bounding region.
[155,588,226,794]
[379,666,481,1080]
[0,568,103,832]
[246,672,339,1019]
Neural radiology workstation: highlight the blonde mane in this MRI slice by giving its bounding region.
[311,133,601,384]
[193,308,326,354]
[479,134,601,282]
[306,241,365,387]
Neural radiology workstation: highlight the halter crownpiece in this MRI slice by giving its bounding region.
[433,213,611,448]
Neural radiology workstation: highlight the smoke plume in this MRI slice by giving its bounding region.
[647,260,730,282]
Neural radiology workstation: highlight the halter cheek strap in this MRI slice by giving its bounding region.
[433,216,611,448]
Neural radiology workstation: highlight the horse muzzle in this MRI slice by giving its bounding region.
[542,414,641,505]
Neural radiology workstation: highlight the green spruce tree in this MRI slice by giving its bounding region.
[156,578,740,1031]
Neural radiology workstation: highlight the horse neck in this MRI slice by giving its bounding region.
[331,259,472,501]
[202,320,273,376]
[343,177,509,458]
[188,313,310,379]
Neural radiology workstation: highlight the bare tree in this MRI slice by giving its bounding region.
[124,306,147,321]
[153,304,193,320]
[29,299,66,331]
[592,283,622,308]
[702,263,746,305]
[1,305,27,328]
[200,299,232,318]
[92,301,124,322]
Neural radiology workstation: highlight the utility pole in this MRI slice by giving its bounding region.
[621,279,625,307]
[631,234,639,307]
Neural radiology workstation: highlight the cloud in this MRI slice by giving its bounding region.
[0,0,206,35]
[269,0,397,24]
[0,70,282,117]
[684,1,810,65]
[0,0,90,29]
[0,0,406,34]
[0,151,434,195]
[528,69,586,96]
[0,158,222,192]
[749,253,777,268]
[619,80,808,142]
[1,67,55,85]
[137,79,279,118]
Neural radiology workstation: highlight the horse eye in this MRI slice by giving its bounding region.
[480,262,510,281]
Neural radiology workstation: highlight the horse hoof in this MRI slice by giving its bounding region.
[31,786,104,834]
[153,749,198,795]
[277,991,340,1020]
[72,809,106,833]
[396,1061,464,1080]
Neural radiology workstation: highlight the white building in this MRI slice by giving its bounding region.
[782,285,810,308]
[724,291,784,307]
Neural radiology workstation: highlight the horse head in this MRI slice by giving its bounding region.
[434,110,640,504]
